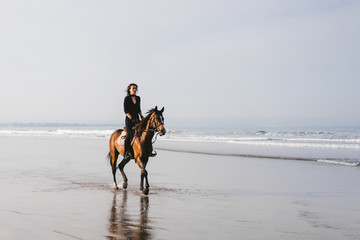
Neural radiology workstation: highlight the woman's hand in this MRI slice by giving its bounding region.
[131,118,139,124]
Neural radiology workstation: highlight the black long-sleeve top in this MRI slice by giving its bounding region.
[124,95,141,119]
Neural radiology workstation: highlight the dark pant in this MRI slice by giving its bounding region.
[124,117,136,155]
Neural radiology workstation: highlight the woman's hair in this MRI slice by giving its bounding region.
[126,83,138,96]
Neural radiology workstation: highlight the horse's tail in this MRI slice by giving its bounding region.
[107,129,123,167]
[106,151,112,166]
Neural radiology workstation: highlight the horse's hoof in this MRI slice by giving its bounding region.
[142,188,149,195]
[114,184,119,190]
[123,182,128,189]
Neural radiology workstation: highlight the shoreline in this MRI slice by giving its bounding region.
[154,139,360,166]
[156,147,360,167]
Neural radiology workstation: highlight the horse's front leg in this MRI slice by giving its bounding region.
[138,158,150,195]
[140,169,150,195]
[140,169,149,195]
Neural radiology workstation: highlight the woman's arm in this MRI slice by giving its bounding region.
[138,96,143,119]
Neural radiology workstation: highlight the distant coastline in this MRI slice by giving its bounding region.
[0,122,120,128]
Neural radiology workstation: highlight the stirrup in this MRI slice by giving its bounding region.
[124,152,131,160]
[149,151,157,157]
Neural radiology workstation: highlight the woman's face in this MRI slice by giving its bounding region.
[129,85,137,95]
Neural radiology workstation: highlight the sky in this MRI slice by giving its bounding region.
[0,0,359,129]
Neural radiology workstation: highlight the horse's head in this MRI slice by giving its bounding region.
[149,106,166,136]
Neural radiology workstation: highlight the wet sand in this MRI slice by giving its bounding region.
[0,136,360,239]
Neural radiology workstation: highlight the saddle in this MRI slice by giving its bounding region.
[117,127,136,146]
[118,130,127,146]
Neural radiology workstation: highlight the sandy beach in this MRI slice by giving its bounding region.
[1,136,360,240]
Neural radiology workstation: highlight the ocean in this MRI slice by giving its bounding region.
[1,123,359,166]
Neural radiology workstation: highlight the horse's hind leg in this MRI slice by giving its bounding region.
[111,151,119,189]
[118,158,131,189]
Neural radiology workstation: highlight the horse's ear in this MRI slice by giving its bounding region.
[160,107,164,113]
[155,106,158,111]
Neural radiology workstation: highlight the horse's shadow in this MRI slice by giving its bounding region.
[107,191,152,240]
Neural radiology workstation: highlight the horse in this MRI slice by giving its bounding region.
[107,106,166,195]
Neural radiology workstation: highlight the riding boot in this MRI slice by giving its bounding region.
[124,143,131,160]
[149,145,157,157]
[124,151,131,160]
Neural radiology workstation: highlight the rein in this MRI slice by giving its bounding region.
[152,132,160,144]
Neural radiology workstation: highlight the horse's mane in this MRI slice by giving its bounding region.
[134,108,158,137]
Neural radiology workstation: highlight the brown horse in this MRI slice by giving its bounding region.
[107,106,166,195]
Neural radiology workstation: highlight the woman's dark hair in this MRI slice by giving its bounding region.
[126,83,138,96]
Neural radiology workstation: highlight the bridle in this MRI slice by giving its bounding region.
[138,112,165,144]
[147,112,164,133]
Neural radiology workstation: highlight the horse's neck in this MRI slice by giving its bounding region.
[140,119,154,143]
[142,130,154,143]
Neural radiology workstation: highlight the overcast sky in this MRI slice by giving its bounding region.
[1,0,359,128]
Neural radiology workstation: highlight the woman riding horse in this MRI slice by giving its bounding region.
[108,106,166,195]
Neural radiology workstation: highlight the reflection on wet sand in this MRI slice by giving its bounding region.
[107,191,152,240]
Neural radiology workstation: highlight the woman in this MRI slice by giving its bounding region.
[123,83,143,160]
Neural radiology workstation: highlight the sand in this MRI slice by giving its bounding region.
[0,136,359,239]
